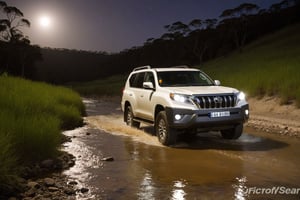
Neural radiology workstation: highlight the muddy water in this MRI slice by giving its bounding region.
[63,99,300,200]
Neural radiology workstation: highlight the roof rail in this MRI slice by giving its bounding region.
[133,65,151,71]
[172,65,189,68]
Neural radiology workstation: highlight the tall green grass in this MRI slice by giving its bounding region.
[68,75,127,96]
[200,23,300,107]
[0,75,84,195]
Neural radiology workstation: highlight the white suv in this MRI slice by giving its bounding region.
[121,66,249,145]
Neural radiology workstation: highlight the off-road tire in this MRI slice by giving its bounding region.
[221,124,243,139]
[155,111,177,145]
[125,105,140,128]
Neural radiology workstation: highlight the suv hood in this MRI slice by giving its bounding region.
[165,86,239,95]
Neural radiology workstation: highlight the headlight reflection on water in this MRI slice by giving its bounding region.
[172,180,187,200]
[137,172,187,200]
[138,172,155,200]
[233,176,248,200]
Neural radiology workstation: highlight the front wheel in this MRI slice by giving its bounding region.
[155,111,177,145]
[125,105,140,128]
[221,124,243,139]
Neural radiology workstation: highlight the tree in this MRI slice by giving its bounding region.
[187,18,217,64]
[163,21,190,39]
[0,2,30,43]
[0,1,41,77]
[219,3,259,51]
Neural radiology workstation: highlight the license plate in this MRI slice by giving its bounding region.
[210,111,230,118]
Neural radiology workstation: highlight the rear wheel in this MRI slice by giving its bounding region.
[125,105,140,128]
[155,111,177,145]
[221,124,243,139]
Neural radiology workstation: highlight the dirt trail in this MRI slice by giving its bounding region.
[247,97,300,137]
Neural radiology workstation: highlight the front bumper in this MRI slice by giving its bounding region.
[165,104,249,130]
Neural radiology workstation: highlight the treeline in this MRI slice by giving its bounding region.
[109,0,300,71]
[1,0,300,83]
[0,1,42,78]
[34,48,109,83]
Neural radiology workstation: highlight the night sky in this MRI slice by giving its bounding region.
[4,0,279,53]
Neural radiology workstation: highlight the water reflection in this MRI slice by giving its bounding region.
[233,177,248,200]
[137,170,188,200]
[172,180,187,200]
[138,172,155,200]
[63,127,102,199]
[62,122,300,199]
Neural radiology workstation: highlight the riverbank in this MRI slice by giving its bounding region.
[7,136,90,200]
[247,96,300,137]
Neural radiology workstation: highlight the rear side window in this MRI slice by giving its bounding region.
[129,72,145,88]
[129,73,137,87]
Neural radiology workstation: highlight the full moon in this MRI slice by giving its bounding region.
[39,16,51,28]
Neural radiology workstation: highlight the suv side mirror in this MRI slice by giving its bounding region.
[143,82,155,90]
[214,80,221,86]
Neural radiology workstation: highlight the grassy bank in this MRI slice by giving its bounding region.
[68,75,126,96]
[0,75,84,194]
[200,23,300,107]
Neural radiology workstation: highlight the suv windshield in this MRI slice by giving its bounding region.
[157,71,215,87]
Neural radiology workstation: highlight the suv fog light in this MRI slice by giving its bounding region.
[245,109,249,115]
[175,114,182,120]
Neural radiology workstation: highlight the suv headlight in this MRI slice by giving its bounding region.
[237,91,246,101]
[170,93,193,104]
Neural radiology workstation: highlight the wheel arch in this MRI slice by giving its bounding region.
[154,104,165,122]
[124,101,131,122]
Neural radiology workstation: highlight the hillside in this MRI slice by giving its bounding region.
[200,23,300,107]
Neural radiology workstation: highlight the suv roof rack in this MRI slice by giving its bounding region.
[172,65,189,68]
[133,65,151,71]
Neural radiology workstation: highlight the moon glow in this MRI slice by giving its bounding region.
[39,16,51,28]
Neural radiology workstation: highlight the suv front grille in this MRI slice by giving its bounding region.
[192,94,237,109]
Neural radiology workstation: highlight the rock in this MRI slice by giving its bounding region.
[67,160,75,167]
[23,198,34,200]
[86,132,91,135]
[44,178,55,186]
[101,157,114,162]
[68,180,78,185]
[64,188,76,195]
[80,187,89,193]
[48,186,59,192]
[27,181,40,189]
[41,159,54,169]
[24,188,36,197]
[53,160,64,170]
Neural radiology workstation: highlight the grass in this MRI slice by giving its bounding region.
[200,23,300,107]
[68,74,127,96]
[0,75,84,195]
